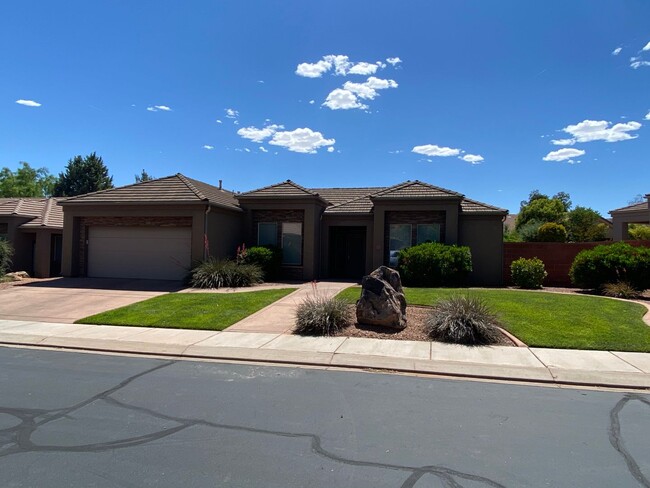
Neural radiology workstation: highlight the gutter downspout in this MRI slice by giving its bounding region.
[203,204,211,260]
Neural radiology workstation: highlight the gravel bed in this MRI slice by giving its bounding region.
[336,305,515,346]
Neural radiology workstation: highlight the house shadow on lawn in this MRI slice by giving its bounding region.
[19,277,185,293]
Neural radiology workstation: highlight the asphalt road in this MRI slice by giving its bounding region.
[0,346,648,488]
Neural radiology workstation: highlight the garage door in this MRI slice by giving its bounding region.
[87,226,192,280]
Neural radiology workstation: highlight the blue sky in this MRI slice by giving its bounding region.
[2,0,649,215]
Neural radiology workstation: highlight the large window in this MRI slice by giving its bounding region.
[388,224,411,266]
[417,223,440,244]
[0,223,8,240]
[257,222,278,247]
[282,222,302,265]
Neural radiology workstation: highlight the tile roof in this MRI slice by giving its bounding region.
[59,174,240,211]
[237,180,328,201]
[460,197,508,215]
[0,198,64,229]
[312,187,384,206]
[371,180,464,199]
[610,201,649,214]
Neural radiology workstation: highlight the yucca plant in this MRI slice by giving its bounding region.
[426,295,502,345]
[294,287,350,336]
[190,258,263,289]
[601,282,640,299]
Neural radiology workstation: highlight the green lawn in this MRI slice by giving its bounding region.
[338,286,650,352]
[77,288,296,330]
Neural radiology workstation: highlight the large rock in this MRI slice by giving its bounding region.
[356,266,407,329]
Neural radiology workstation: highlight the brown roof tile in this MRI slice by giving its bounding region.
[610,201,649,214]
[238,180,325,200]
[370,180,464,199]
[0,198,64,229]
[59,174,240,211]
[460,197,508,215]
[312,187,383,206]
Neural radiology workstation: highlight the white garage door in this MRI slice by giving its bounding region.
[88,226,192,280]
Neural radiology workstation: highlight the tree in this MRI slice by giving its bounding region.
[516,191,568,231]
[629,224,650,240]
[565,206,607,242]
[135,169,154,183]
[53,153,113,197]
[0,162,56,197]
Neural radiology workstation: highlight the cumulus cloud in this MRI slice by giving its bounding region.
[308,100,315,104]
[386,57,402,66]
[643,41,650,51]
[551,138,576,146]
[348,62,379,76]
[295,59,333,78]
[225,108,239,119]
[561,119,642,142]
[612,47,622,56]
[147,105,171,112]
[322,88,368,110]
[237,124,284,143]
[542,148,586,162]
[295,54,400,78]
[412,144,461,157]
[16,99,41,107]
[460,154,484,164]
[327,146,335,153]
[645,111,650,121]
[269,127,335,154]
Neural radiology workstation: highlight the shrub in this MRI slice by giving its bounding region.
[294,292,350,336]
[425,295,502,345]
[397,242,472,287]
[569,242,650,291]
[629,224,650,241]
[242,245,282,280]
[518,219,543,242]
[602,282,640,299]
[190,258,263,289]
[0,240,13,276]
[536,222,567,242]
[510,257,547,289]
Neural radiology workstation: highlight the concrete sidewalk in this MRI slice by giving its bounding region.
[1,318,650,390]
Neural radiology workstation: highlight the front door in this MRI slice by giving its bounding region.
[329,226,366,279]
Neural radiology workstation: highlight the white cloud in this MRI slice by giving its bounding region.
[203,145,214,150]
[562,119,642,142]
[460,154,484,164]
[257,80,265,84]
[343,77,398,100]
[612,47,622,56]
[269,127,335,154]
[542,148,586,162]
[244,148,251,153]
[327,146,335,153]
[237,123,283,143]
[322,88,368,110]
[631,60,650,69]
[348,62,379,75]
[388,150,404,154]
[324,55,352,75]
[147,105,171,112]
[386,57,402,66]
[642,41,650,51]
[225,108,239,118]
[16,99,41,107]
[216,119,223,124]
[309,100,315,104]
[412,144,461,157]
[551,138,576,146]
[295,59,332,78]
[645,111,650,121]
[259,146,268,153]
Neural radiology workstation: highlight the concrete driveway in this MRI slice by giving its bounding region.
[0,278,182,323]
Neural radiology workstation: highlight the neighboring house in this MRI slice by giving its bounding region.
[610,195,650,240]
[59,175,508,285]
[0,198,63,277]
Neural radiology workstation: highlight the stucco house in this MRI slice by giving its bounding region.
[610,194,650,240]
[0,198,63,277]
[59,175,508,285]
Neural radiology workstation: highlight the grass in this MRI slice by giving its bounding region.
[76,288,296,331]
[337,286,650,352]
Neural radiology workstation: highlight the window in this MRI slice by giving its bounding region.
[417,223,440,244]
[0,223,8,241]
[388,224,411,266]
[257,222,278,247]
[281,222,302,265]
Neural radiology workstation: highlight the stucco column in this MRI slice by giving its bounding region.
[445,205,459,244]
[612,220,629,241]
[372,207,385,268]
[33,231,51,278]
[61,213,77,277]
[302,205,318,280]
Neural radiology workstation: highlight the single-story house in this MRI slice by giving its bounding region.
[0,198,63,277]
[59,175,508,285]
[610,194,650,240]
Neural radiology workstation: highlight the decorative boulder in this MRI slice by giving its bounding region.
[356,266,407,329]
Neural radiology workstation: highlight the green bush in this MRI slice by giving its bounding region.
[510,257,547,289]
[518,219,543,242]
[602,282,640,299]
[242,245,282,280]
[294,293,350,336]
[569,242,650,291]
[425,295,502,345]
[397,243,472,287]
[0,240,13,276]
[536,222,567,242]
[629,224,650,241]
[190,258,263,289]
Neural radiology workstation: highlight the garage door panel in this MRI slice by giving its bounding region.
[88,226,192,280]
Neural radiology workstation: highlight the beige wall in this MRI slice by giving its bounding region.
[459,216,504,286]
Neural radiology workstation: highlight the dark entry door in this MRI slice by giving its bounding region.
[329,226,366,279]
